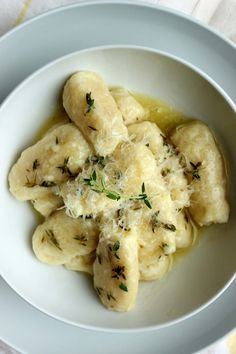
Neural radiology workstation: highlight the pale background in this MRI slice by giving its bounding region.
[0,0,235,353]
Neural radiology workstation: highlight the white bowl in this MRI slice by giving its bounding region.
[0,46,235,332]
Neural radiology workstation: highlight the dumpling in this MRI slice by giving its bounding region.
[60,141,159,218]
[31,194,63,217]
[63,71,128,155]
[128,121,191,209]
[65,251,96,275]
[32,210,99,265]
[9,123,91,201]
[93,218,139,312]
[110,87,147,125]
[170,120,230,226]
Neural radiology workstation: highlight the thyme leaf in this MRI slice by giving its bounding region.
[190,161,202,180]
[45,229,61,250]
[32,159,40,170]
[161,168,171,177]
[73,234,88,246]
[119,283,128,292]
[107,292,116,301]
[144,199,152,209]
[142,182,145,193]
[151,212,176,232]
[25,174,37,188]
[113,240,120,252]
[57,157,78,177]
[95,287,103,296]
[112,265,126,280]
[88,125,97,131]
[163,223,176,232]
[159,242,168,254]
[106,191,121,200]
[86,155,107,168]
[85,92,95,114]
[40,180,56,187]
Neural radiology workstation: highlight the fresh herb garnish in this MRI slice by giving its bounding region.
[159,242,169,253]
[57,157,70,174]
[112,265,126,280]
[57,157,78,177]
[161,134,176,155]
[107,292,116,301]
[95,287,103,296]
[40,180,56,187]
[108,240,121,260]
[119,283,128,292]
[113,240,120,252]
[25,174,37,188]
[88,125,97,131]
[79,214,93,219]
[190,161,201,180]
[161,168,171,177]
[45,229,61,250]
[86,155,107,168]
[32,159,40,170]
[151,211,176,232]
[83,171,152,209]
[85,92,95,114]
[163,223,176,232]
[73,234,87,246]
[118,220,131,232]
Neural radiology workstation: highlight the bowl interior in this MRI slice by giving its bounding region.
[0,47,235,331]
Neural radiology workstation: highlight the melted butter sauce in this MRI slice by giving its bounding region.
[34,92,199,265]
[134,93,188,133]
[33,106,68,143]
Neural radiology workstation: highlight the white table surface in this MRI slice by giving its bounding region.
[0,1,235,353]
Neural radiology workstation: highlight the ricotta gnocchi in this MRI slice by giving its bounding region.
[8,71,229,312]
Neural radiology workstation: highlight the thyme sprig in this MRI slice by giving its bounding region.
[83,170,152,209]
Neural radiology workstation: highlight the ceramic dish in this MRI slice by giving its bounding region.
[1,46,235,332]
[0,2,235,353]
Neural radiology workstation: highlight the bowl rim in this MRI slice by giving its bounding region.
[0,44,235,333]
[1,0,235,53]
